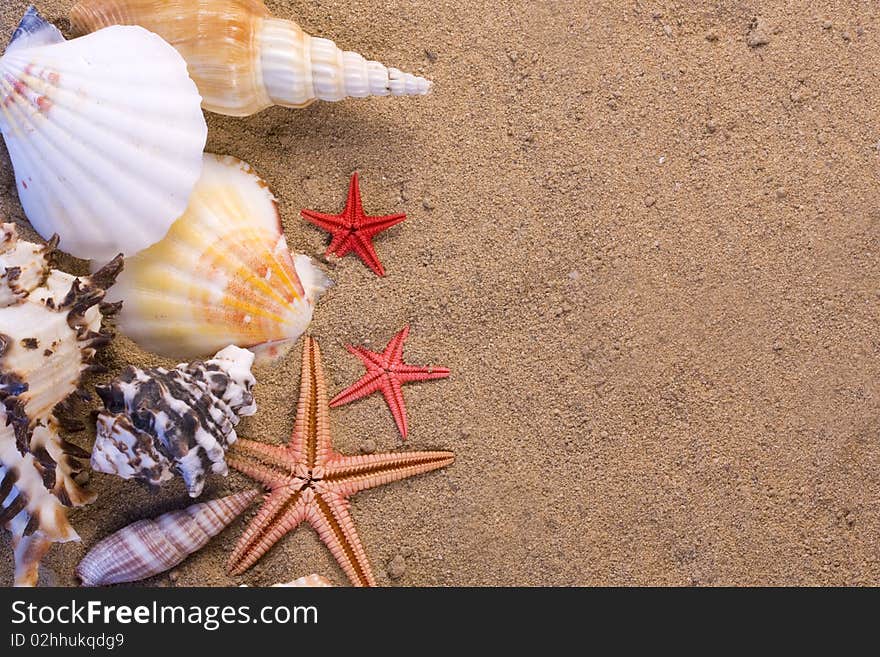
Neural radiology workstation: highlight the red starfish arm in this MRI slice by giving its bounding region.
[348,344,386,369]
[382,375,410,438]
[324,451,455,497]
[393,363,451,383]
[300,209,349,232]
[359,213,407,238]
[306,489,376,587]
[351,231,387,277]
[347,173,364,219]
[227,488,308,575]
[326,231,355,259]
[329,370,385,407]
[226,438,298,488]
[383,325,410,363]
[290,338,334,467]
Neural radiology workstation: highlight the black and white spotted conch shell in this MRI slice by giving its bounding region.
[0,223,123,587]
[91,346,257,498]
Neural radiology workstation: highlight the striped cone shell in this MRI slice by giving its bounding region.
[76,489,258,586]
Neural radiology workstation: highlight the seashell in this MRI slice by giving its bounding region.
[70,0,432,117]
[91,345,257,498]
[76,489,258,586]
[273,574,333,587]
[0,223,122,586]
[0,7,208,261]
[241,574,334,588]
[108,153,331,362]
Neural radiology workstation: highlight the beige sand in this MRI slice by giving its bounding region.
[1,1,878,587]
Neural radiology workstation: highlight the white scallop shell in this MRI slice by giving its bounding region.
[273,574,333,587]
[0,8,208,262]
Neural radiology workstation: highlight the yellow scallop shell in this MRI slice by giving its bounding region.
[113,154,331,361]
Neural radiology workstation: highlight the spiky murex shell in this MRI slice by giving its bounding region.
[0,223,122,586]
[91,345,257,498]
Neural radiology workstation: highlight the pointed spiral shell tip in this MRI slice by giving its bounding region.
[386,67,432,97]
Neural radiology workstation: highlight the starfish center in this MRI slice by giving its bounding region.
[293,469,324,491]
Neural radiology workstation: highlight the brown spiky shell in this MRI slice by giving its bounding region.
[0,223,122,586]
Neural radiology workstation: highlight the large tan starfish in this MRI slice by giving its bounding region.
[226,336,454,586]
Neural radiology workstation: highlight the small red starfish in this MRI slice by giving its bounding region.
[330,326,450,439]
[301,173,406,277]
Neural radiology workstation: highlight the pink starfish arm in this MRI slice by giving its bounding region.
[325,451,455,498]
[225,439,297,488]
[290,339,334,467]
[306,489,375,587]
[393,363,452,383]
[228,488,309,575]
[383,375,410,438]
[348,344,386,369]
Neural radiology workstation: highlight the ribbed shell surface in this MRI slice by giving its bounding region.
[76,489,258,586]
[0,22,207,261]
[70,0,431,117]
[111,154,330,361]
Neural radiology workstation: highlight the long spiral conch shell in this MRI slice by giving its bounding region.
[0,7,208,261]
[70,0,432,117]
[91,346,257,497]
[108,154,331,363]
[0,223,122,586]
[76,489,258,586]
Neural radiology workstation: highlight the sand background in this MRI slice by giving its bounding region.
[1,0,879,586]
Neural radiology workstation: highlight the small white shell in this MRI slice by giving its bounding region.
[273,574,333,587]
[0,8,208,261]
[91,346,257,497]
[76,490,258,586]
[241,574,334,587]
